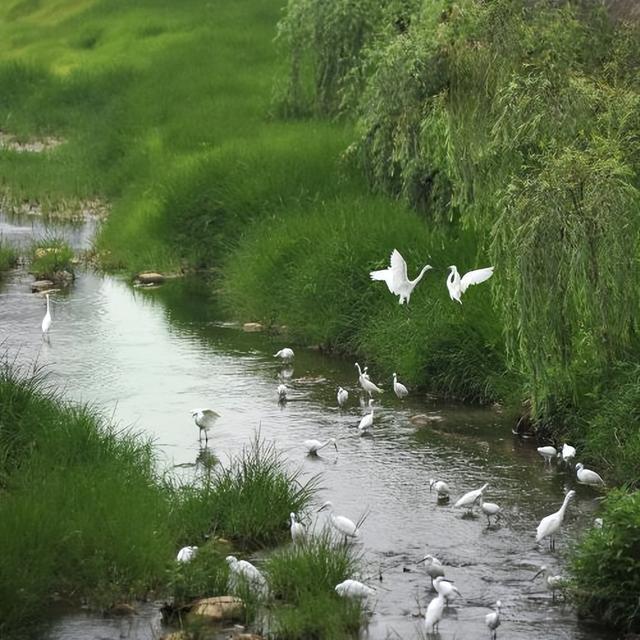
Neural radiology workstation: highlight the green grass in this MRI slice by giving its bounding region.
[0,239,18,272]
[570,489,640,632]
[29,236,74,278]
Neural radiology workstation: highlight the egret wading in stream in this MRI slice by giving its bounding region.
[355,362,383,396]
[176,546,198,562]
[424,594,445,635]
[317,501,360,542]
[190,408,220,444]
[533,566,567,601]
[446,265,494,304]
[337,386,349,407]
[419,554,445,589]
[277,384,288,402]
[576,462,605,487]
[429,479,451,501]
[274,347,294,362]
[393,373,408,399]
[537,446,557,465]
[369,249,432,305]
[485,600,502,639]
[290,513,306,544]
[454,483,488,513]
[335,579,375,599]
[434,576,462,605]
[303,437,337,456]
[41,293,52,337]
[536,490,576,551]
[559,443,576,464]
[225,556,268,596]
[358,399,375,435]
[481,501,502,526]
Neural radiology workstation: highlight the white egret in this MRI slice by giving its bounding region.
[335,579,375,599]
[369,249,432,305]
[277,384,288,402]
[434,576,462,604]
[290,513,306,544]
[536,490,576,551]
[429,479,451,501]
[537,446,557,464]
[176,546,198,562]
[355,362,383,396]
[533,566,567,601]
[560,443,576,463]
[358,399,375,435]
[446,265,494,304]
[274,348,294,362]
[419,554,445,589]
[317,501,360,541]
[485,600,501,639]
[362,366,371,381]
[594,517,603,529]
[191,408,220,444]
[337,386,349,407]
[481,501,502,526]
[393,373,408,399]
[41,293,52,336]
[303,438,337,456]
[576,462,605,487]
[454,483,488,512]
[424,594,445,635]
[225,556,268,595]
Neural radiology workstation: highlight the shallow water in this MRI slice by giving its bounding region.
[0,212,612,640]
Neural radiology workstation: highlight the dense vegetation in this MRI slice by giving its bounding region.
[1,0,640,631]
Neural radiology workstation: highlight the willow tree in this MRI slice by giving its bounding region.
[492,142,640,417]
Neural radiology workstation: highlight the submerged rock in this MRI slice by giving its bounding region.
[136,272,166,285]
[108,602,137,616]
[409,413,444,427]
[242,322,264,332]
[188,596,244,623]
[31,279,55,293]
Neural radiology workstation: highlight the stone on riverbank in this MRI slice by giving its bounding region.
[243,322,264,332]
[188,596,244,623]
[135,272,166,285]
[31,280,55,293]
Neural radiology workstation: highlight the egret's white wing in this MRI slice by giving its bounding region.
[369,268,395,295]
[460,267,494,293]
[200,409,220,427]
[389,249,408,293]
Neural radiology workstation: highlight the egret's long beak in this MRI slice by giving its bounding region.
[317,505,327,513]
[416,556,427,565]
[532,569,544,581]
[333,443,338,452]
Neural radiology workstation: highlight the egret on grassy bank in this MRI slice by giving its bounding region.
[485,600,501,639]
[560,443,576,464]
[446,265,494,304]
[303,438,337,456]
[419,554,445,589]
[337,386,349,407]
[277,384,288,402]
[290,512,306,544]
[576,463,605,487]
[358,399,375,435]
[41,293,52,337]
[533,566,567,601]
[393,373,408,399]
[434,576,462,605]
[481,501,502,526]
[335,579,375,599]
[191,408,220,444]
[274,348,294,362]
[176,546,198,562]
[370,249,432,305]
[355,362,383,396]
[429,479,451,501]
[454,483,488,512]
[317,501,360,541]
[225,556,268,595]
[536,490,575,551]
[424,594,445,635]
[537,446,557,464]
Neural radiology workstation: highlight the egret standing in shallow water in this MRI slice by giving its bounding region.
[369,249,432,305]
[191,408,220,444]
[335,579,375,599]
[303,437,337,456]
[454,483,488,513]
[485,600,501,639]
[429,479,451,501]
[424,594,445,635]
[393,373,408,399]
[536,490,576,551]
[337,386,349,407]
[434,576,462,605]
[277,384,288,402]
[358,399,375,436]
[576,463,605,487]
[41,293,52,337]
[225,556,268,595]
[537,446,557,464]
[290,513,306,544]
[317,501,360,542]
[533,566,567,601]
[446,265,494,304]
[419,554,445,589]
[355,362,383,396]
[481,501,502,526]
[176,546,198,562]
[274,347,294,362]
[560,443,576,464]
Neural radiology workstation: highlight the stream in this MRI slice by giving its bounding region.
[0,211,612,640]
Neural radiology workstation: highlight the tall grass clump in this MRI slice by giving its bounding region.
[570,489,640,632]
[29,237,74,279]
[265,530,366,639]
[0,239,18,273]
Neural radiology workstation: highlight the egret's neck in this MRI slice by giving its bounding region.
[411,265,431,286]
[559,495,572,516]
[46,296,50,311]
[355,363,362,376]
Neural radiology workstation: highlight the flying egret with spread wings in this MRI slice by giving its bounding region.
[370,249,432,305]
[446,265,494,304]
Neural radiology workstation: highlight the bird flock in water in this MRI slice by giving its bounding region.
[40,250,606,638]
